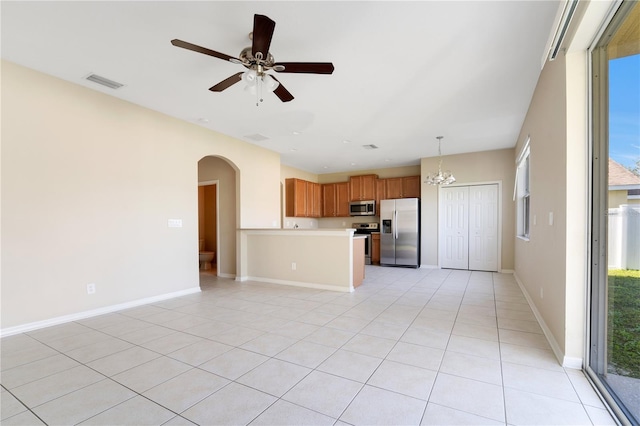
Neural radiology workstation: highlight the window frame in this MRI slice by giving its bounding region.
[516,138,531,240]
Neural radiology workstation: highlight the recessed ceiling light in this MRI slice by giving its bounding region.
[323,165,329,169]
[196,118,210,123]
[385,158,391,162]
[343,140,351,144]
[350,162,356,166]
[244,133,270,142]
[290,148,297,152]
[292,131,301,135]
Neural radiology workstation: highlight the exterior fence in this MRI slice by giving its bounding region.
[608,205,640,270]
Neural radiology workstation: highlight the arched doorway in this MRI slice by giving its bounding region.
[197,156,238,283]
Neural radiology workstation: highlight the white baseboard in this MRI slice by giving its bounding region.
[0,287,201,338]
[563,356,583,370]
[218,272,235,279]
[420,264,439,269]
[513,272,574,368]
[246,276,352,293]
[500,269,515,274]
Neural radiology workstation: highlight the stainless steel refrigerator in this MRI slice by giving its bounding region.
[380,198,420,267]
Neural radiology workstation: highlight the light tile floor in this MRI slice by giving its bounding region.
[1,267,618,425]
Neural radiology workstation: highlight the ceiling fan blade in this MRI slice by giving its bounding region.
[270,76,294,102]
[252,14,276,59]
[209,72,243,92]
[171,39,237,62]
[274,62,335,74]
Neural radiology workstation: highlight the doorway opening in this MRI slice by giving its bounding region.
[198,181,218,278]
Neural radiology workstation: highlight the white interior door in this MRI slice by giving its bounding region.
[439,184,499,271]
[468,184,498,271]
[440,186,469,269]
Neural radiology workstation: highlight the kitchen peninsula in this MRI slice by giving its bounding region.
[238,228,365,292]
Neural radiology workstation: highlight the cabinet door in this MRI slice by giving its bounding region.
[306,181,321,217]
[312,183,322,217]
[322,183,336,217]
[385,178,403,199]
[402,176,421,198]
[371,233,381,264]
[335,182,350,217]
[286,178,308,217]
[361,175,376,200]
[350,175,377,200]
[375,179,386,216]
[349,176,363,201]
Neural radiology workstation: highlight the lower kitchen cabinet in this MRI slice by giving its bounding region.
[371,232,380,264]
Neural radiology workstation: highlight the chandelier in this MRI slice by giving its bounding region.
[424,136,456,185]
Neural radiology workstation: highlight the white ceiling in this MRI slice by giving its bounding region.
[1,1,560,174]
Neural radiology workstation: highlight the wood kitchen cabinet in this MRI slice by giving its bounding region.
[383,176,421,199]
[371,233,380,264]
[286,178,321,218]
[322,182,350,217]
[375,179,386,216]
[306,181,322,217]
[349,174,377,201]
[402,175,421,198]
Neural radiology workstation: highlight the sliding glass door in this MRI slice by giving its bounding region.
[589,2,640,424]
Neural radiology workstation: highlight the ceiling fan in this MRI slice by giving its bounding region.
[171,14,334,103]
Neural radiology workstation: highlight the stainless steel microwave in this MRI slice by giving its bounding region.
[349,200,376,216]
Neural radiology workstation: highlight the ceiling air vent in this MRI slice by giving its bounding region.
[85,73,124,89]
[362,144,378,150]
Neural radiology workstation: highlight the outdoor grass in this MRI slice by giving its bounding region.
[608,269,640,378]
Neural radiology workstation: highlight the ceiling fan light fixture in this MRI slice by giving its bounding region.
[263,74,279,92]
[242,70,257,86]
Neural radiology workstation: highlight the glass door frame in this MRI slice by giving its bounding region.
[587,1,638,424]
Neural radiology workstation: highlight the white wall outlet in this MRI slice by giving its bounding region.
[533,215,537,226]
[286,221,290,227]
[540,287,544,299]
[342,222,346,227]
[87,283,96,295]
[272,220,277,227]
[548,212,554,226]
[168,219,182,228]
[291,262,296,271]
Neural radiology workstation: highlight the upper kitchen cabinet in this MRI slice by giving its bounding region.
[322,182,350,217]
[349,174,377,201]
[286,178,321,218]
[306,181,322,217]
[384,176,421,199]
[375,179,386,216]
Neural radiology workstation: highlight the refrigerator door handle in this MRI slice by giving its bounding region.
[395,210,398,239]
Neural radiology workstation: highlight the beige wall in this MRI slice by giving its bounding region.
[420,149,516,269]
[1,60,281,331]
[198,157,236,276]
[609,189,640,208]
[513,48,589,366]
[240,229,354,292]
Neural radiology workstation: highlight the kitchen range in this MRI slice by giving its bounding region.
[352,222,379,265]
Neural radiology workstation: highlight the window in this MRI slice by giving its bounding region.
[515,138,531,239]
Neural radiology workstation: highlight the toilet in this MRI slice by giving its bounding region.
[198,239,215,271]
